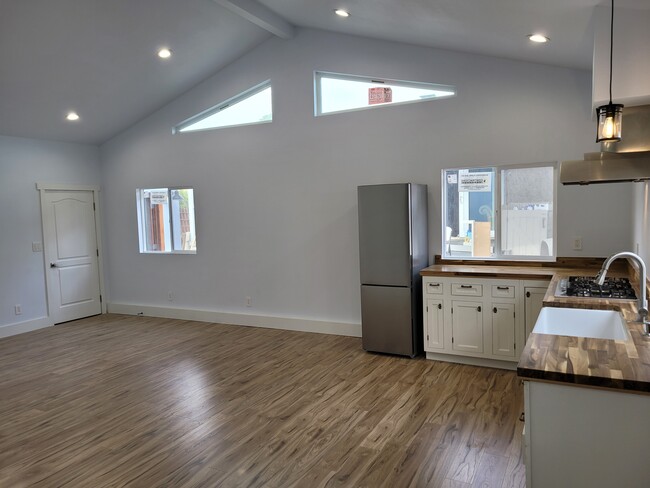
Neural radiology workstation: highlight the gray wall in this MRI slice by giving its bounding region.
[0,135,101,331]
[100,28,633,328]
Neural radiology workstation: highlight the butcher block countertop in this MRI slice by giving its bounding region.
[421,257,650,394]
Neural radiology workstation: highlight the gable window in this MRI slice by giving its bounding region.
[174,81,272,133]
[136,188,196,253]
[442,163,556,261]
[315,72,455,116]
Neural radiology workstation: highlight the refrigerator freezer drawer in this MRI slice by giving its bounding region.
[361,285,414,357]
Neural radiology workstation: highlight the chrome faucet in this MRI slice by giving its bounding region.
[596,251,650,335]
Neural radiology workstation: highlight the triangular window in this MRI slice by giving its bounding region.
[175,81,272,133]
[315,72,455,116]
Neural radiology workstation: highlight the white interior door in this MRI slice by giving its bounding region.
[42,190,102,324]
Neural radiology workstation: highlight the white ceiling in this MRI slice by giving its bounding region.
[1,0,648,145]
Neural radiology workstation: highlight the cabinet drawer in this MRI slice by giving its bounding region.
[425,281,444,295]
[492,284,515,299]
[451,283,483,297]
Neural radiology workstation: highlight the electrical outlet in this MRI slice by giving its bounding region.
[167,291,174,301]
[246,296,252,307]
[573,237,583,251]
[15,304,22,315]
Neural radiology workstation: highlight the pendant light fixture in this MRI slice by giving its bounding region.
[596,0,623,142]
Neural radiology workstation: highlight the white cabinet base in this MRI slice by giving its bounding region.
[524,381,650,488]
[422,276,549,368]
[425,351,516,371]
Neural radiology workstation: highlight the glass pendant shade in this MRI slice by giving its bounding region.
[596,103,623,142]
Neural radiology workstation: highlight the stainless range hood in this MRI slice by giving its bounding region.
[561,105,650,185]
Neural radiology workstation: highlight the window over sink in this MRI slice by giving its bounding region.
[442,163,556,261]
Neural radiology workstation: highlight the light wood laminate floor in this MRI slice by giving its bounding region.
[0,314,525,487]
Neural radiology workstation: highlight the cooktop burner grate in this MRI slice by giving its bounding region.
[558,276,637,300]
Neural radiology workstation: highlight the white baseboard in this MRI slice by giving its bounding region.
[107,303,362,337]
[0,316,52,339]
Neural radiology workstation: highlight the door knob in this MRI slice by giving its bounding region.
[50,263,58,268]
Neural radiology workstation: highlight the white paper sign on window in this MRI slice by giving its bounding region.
[459,172,492,192]
[149,190,168,205]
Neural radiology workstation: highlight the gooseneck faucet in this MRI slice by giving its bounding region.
[596,251,650,335]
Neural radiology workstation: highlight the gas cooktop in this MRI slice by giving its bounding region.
[556,276,637,300]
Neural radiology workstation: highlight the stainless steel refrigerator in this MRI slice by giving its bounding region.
[358,183,428,357]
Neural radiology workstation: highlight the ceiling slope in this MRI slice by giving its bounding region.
[2,0,650,145]
[0,0,272,144]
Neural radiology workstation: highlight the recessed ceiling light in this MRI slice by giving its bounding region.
[157,48,172,59]
[66,112,80,121]
[334,9,350,18]
[528,34,549,43]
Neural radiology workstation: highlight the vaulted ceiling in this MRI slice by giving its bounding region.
[1,0,648,145]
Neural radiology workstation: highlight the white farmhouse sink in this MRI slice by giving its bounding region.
[533,307,629,340]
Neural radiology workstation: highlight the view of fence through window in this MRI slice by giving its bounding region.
[443,164,555,260]
[137,188,196,253]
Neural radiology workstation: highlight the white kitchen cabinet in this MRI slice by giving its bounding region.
[491,302,516,358]
[422,276,549,369]
[524,380,650,488]
[451,300,484,353]
[424,298,444,350]
[524,286,547,338]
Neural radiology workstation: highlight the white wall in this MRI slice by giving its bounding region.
[593,6,650,108]
[632,183,650,266]
[0,135,101,335]
[100,28,634,330]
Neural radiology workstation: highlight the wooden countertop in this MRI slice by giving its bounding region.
[420,259,650,394]
[421,263,566,280]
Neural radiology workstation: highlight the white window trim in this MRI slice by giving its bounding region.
[314,71,456,117]
[173,80,272,134]
[136,187,197,255]
[440,162,558,262]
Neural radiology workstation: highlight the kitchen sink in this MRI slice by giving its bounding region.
[532,307,630,340]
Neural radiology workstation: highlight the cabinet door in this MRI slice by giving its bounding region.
[451,300,483,353]
[524,287,547,338]
[491,302,516,357]
[425,298,444,350]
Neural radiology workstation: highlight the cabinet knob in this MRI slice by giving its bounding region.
[526,291,531,298]
[438,303,442,310]
[477,306,481,312]
[493,307,497,313]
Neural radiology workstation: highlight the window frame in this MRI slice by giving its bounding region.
[441,162,558,262]
[136,187,197,255]
[314,71,456,117]
[173,80,272,134]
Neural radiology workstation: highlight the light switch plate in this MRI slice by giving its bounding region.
[32,241,43,252]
